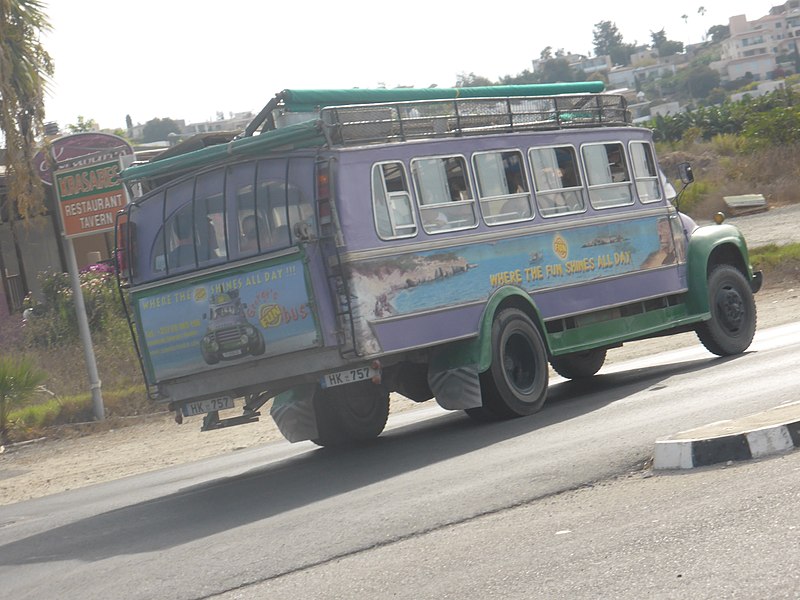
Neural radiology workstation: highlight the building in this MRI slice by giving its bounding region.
[712,1,800,82]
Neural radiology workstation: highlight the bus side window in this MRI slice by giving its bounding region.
[530,146,585,216]
[372,162,417,239]
[629,142,662,203]
[194,168,227,266]
[473,150,533,225]
[582,142,634,209]
[166,205,196,272]
[412,155,477,233]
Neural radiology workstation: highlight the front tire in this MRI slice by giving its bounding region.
[696,265,757,356]
[477,308,548,420]
[550,349,607,379]
[312,381,390,447]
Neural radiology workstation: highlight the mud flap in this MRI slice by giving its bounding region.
[270,383,319,443]
[427,365,483,410]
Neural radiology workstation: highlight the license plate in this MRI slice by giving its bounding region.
[182,395,234,416]
[321,366,377,388]
[222,349,244,358]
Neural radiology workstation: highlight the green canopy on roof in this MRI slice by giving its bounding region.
[278,82,605,113]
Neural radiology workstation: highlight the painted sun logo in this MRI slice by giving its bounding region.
[553,234,568,260]
[260,304,283,328]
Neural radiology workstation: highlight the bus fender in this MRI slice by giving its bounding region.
[270,382,319,442]
[426,287,545,411]
[684,223,757,315]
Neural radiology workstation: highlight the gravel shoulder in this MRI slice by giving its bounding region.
[1,208,798,507]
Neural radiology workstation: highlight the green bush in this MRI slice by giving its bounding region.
[23,262,125,347]
[0,355,48,445]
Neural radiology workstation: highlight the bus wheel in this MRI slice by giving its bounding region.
[550,349,607,379]
[696,265,757,356]
[478,308,548,419]
[312,381,390,447]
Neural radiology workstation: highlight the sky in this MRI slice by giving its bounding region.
[41,0,780,131]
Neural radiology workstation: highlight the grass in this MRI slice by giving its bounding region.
[749,243,800,285]
[6,384,153,443]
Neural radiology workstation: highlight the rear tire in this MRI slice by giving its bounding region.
[696,265,756,356]
[550,349,607,379]
[312,381,390,447]
[476,308,548,420]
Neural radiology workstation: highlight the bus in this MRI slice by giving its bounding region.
[115,83,762,446]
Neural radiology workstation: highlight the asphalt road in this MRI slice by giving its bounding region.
[1,321,799,600]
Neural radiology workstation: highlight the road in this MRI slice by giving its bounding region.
[1,321,799,600]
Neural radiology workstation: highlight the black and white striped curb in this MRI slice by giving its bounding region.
[654,419,800,470]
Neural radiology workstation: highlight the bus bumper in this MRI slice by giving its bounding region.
[751,270,763,294]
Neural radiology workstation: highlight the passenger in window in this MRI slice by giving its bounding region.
[608,148,629,183]
[240,214,264,253]
[169,215,195,268]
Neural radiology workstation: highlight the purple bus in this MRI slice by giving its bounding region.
[116,85,761,446]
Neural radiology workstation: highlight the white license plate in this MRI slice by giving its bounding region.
[321,367,377,388]
[222,349,244,358]
[182,396,234,417]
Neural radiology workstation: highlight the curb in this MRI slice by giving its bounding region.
[654,403,800,470]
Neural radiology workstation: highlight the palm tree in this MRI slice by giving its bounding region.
[0,354,46,445]
[0,0,54,218]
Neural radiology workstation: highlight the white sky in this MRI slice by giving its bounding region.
[42,0,778,131]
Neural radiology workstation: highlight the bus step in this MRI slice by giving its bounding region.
[201,411,261,431]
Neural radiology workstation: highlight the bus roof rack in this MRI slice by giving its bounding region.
[246,82,608,136]
[318,93,631,147]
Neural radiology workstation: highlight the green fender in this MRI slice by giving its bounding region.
[428,287,549,375]
[684,223,756,315]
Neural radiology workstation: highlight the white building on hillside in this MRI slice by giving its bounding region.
[712,1,800,82]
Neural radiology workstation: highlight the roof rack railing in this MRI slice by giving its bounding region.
[319,94,631,147]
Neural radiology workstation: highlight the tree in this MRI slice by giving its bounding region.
[683,64,721,99]
[592,21,624,57]
[455,72,495,88]
[537,58,579,83]
[142,117,181,142]
[593,21,637,66]
[540,46,553,60]
[498,69,539,85]
[651,29,684,57]
[707,24,730,43]
[66,116,98,133]
[0,0,54,218]
[0,355,46,445]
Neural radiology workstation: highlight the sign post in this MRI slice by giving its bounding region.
[51,153,130,421]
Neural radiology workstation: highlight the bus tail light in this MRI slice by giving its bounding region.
[317,162,332,226]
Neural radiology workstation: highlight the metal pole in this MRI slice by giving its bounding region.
[64,236,105,421]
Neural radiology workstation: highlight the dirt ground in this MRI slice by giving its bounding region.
[2,206,799,506]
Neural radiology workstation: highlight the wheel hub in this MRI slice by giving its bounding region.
[716,286,745,332]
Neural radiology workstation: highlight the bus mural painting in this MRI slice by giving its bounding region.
[115,84,761,446]
[200,290,265,365]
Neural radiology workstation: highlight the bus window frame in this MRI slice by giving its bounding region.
[410,153,479,235]
[628,140,663,204]
[471,148,534,226]
[529,144,586,218]
[580,141,635,210]
[371,160,418,241]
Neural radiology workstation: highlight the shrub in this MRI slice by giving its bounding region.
[23,262,125,347]
[0,355,48,445]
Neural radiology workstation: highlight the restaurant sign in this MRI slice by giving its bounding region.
[54,157,127,238]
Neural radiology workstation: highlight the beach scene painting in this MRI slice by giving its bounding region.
[345,214,679,322]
